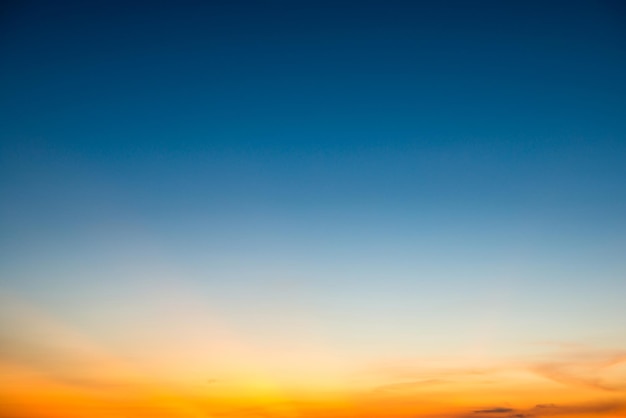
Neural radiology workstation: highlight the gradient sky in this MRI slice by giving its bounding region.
[1,1,626,417]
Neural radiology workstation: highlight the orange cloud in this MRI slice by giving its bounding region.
[529,350,626,392]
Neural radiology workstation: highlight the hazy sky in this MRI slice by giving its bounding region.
[1,1,626,417]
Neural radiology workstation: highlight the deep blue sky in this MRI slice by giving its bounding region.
[1,1,626,353]
[3,1,625,219]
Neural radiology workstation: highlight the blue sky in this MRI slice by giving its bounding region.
[1,3,626,415]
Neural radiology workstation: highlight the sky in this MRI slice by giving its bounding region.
[1,1,626,417]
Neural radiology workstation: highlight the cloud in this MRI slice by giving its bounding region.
[463,408,527,418]
[0,311,133,390]
[530,352,626,392]
[531,400,624,415]
[465,399,626,418]
[534,404,556,409]
[478,400,626,417]
[473,407,515,414]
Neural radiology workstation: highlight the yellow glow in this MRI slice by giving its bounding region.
[1,293,625,418]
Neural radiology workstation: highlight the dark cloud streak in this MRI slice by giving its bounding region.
[473,407,515,413]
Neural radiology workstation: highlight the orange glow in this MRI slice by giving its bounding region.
[1,293,625,418]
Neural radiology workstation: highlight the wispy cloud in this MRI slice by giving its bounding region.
[0,293,135,391]
[529,350,626,392]
[0,293,209,418]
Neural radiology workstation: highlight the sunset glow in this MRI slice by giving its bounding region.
[2,1,626,417]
